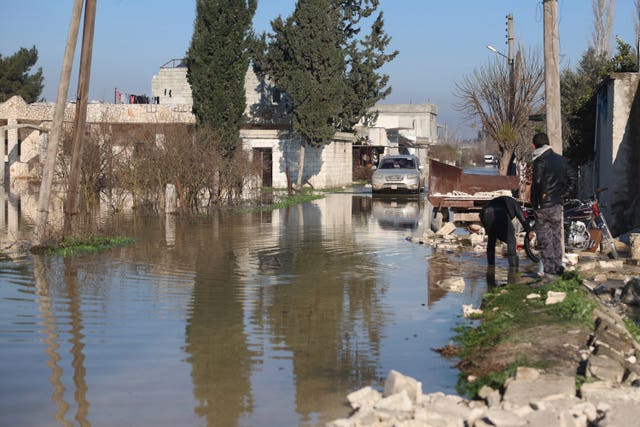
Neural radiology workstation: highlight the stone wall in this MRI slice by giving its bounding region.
[1,95,195,182]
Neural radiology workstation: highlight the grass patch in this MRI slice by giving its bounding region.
[453,270,596,398]
[32,236,135,257]
[456,360,520,398]
[624,318,640,342]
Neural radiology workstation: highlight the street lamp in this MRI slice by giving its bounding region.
[491,14,515,123]
[486,45,509,61]
[487,41,515,123]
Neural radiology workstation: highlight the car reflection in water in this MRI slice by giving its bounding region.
[371,197,420,230]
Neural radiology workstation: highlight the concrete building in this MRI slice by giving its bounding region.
[579,72,640,236]
[367,103,438,147]
[1,61,444,194]
[151,59,193,106]
[0,95,195,183]
[352,103,438,178]
[149,63,436,187]
[0,64,354,191]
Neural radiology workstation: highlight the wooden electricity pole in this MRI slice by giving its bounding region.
[63,0,97,238]
[34,0,84,246]
[543,0,563,154]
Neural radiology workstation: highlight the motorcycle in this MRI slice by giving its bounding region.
[523,188,618,263]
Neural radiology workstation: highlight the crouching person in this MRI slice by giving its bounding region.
[480,196,529,269]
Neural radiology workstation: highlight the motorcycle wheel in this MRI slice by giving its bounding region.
[524,231,540,263]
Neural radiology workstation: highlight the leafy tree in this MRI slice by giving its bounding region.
[186,0,257,156]
[264,0,346,147]
[0,46,44,103]
[561,38,637,164]
[334,1,398,130]
[608,37,637,73]
[561,47,608,164]
[256,0,397,187]
[454,48,545,175]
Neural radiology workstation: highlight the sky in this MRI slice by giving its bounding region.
[1,1,637,139]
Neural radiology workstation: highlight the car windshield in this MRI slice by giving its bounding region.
[379,158,415,169]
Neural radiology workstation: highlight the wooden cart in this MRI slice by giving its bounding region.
[426,159,521,230]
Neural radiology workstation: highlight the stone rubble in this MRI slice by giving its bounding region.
[346,225,640,427]
[328,368,640,427]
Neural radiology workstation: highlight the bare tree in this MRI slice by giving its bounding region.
[454,47,544,175]
[592,0,615,57]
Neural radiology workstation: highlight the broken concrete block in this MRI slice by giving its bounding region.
[587,355,625,383]
[383,370,422,403]
[462,304,482,318]
[374,389,413,412]
[598,260,624,270]
[347,386,382,410]
[545,291,566,305]
[436,222,456,236]
[515,367,540,381]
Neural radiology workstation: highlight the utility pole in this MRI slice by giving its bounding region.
[543,0,562,154]
[506,13,515,123]
[64,0,97,237]
[34,0,84,246]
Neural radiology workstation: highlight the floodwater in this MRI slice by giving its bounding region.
[0,189,500,427]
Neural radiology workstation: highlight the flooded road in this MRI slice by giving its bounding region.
[0,191,496,426]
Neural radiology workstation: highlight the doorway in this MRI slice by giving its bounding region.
[253,148,272,187]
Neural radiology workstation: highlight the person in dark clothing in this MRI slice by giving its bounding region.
[530,132,567,279]
[480,195,529,269]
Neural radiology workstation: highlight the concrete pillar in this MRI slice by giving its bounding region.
[7,191,19,238]
[165,183,177,214]
[0,128,5,184]
[7,119,19,182]
[631,233,640,261]
[0,187,5,236]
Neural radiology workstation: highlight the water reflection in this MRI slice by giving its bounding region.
[0,191,491,427]
[32,255,91,426]
[371,196,420,230]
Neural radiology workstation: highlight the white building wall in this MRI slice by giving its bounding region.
[241,129,353,190]
[244,67,262,116]
[151,66,193,106]
[586,72,640,236]
[369,103,438,142]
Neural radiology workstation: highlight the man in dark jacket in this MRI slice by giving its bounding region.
[530,132,567,279]
[480,195,529,269]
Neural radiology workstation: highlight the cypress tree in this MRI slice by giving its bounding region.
[337,7,398,130]
[0,46,44,103]
[260,0,397,144]
[186,0,257,155]
[266,0,346,147]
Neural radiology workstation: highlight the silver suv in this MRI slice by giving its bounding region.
[371,155,423,194]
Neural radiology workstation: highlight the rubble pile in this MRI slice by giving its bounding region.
[328,368,640,427]
[351,225,640,426]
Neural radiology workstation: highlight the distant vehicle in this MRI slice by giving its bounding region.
[371,154,423,194]
[484,154,498,165]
